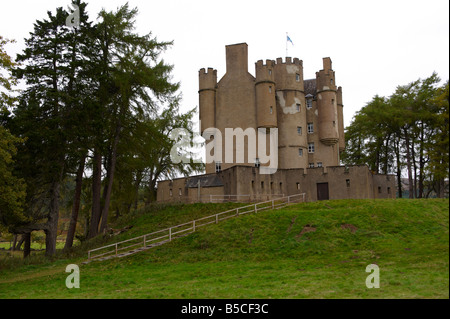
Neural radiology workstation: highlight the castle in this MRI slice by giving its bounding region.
[157,43,395,203]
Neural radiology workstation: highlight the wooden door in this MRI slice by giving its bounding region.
[317,183,329,200]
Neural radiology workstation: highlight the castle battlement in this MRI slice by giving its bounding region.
[199,67,217,76]
[275,57,302,66]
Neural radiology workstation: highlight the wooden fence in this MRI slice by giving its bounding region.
[87,193,305,262]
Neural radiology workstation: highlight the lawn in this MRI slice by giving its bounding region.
[0,198,448,298]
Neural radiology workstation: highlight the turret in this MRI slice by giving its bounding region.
[199,67,217,135]
[273,57,307,169]
[255,59,277,128]
[316,57,339,146]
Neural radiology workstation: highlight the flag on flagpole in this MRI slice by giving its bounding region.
[287,35,294,45]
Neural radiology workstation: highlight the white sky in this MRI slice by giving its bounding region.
[1,0,449,130]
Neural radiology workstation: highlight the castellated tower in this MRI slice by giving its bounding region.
[199,43,345,174]
[273,57,308,169]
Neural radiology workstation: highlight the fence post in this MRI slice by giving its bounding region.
[255,203,257,213]
[115,243,118,257]
[193,220,196,232]
[236,208,239,216]
[169,228,172,241]
[288,196,290,204]
[272,200,274,209]
[216,214,218,224]
[88,250,91,260]
[143,235,146,248]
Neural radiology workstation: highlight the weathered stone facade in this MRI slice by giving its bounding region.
[157,43,395,203]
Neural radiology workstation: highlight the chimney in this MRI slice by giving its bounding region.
[225,43,248,74]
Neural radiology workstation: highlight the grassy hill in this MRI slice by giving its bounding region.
[0,199,448,298]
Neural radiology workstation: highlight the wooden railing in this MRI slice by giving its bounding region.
[87,193,306,261]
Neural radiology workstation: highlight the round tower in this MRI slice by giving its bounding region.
[255,59,277,128]
[273,57,308,169]
[198,67,217,135]
[316,58,339,146]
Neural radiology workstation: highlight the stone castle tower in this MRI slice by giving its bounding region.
[199,43,345,174]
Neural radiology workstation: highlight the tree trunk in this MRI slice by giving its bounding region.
[418,122,425,198]
[403,127,414,199]
[45,180,60,257]
[64,154,86,250]
[23,232,31,258]
[395,137,403,198]
[412,138,417,198]
[88,148,102,239]
[99,121,121,233]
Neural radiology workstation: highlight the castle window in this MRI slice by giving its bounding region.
[297,126,302,135]
[269,86,272,93]
[296,74,300,82]
[296,103,301,112]
[169,189,173,197]
[308,142,315,153]
[309,163,314,168]
[268,69,272,76]
[378,186,382,194]
[333,121,336,127]
[330,79,334,85]
[346,179,350,187]
[255,158,260,168]
[298,148,303,156]
[317,162,323,168]
[179,188,182,196]
[307,123,314,134]
[296,182,300,190]
[261,181,264,189]
[331,99,335,105]
[387,187,391,194]
[215,161,222,173]
[270,106,273,114]
[306,99,312,109]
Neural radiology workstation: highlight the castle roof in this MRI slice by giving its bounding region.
[186,174,224,188]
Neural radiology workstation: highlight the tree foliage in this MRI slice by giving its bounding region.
[342,73,449,198]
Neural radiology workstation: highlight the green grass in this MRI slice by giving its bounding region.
[0,198,448,298]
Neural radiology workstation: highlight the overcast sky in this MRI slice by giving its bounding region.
[1,0,449,129]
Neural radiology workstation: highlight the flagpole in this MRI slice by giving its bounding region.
[286,32,288,57]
